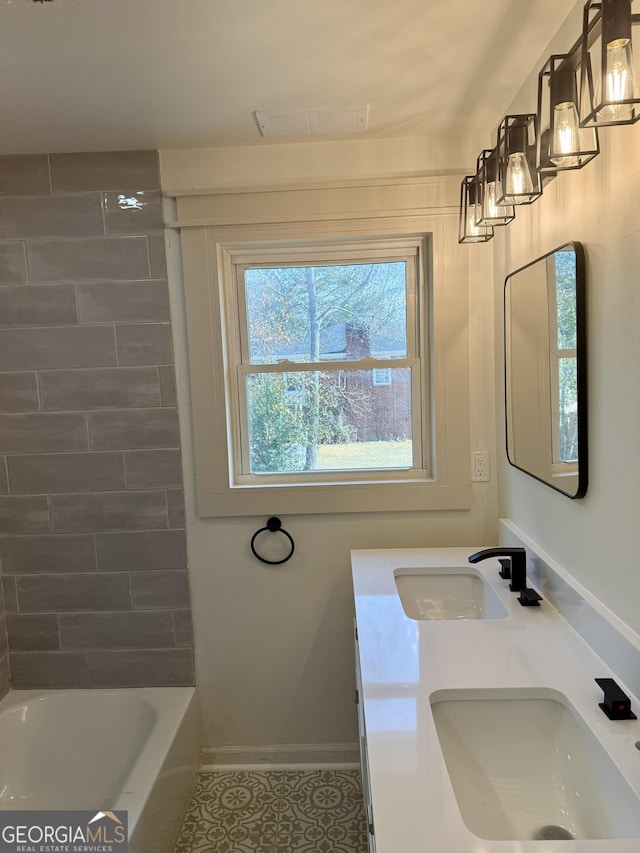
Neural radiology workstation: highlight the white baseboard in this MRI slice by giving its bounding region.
[200,742,360,770]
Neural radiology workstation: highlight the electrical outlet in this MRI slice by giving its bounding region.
[471,451,490,482]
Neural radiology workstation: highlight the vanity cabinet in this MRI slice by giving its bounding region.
[354,622,376,853]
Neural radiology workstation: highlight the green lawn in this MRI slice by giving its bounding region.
[316,440,412,469]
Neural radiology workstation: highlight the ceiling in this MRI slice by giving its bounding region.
[0,0,578,156]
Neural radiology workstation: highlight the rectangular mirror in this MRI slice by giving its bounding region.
[504,242,587,498]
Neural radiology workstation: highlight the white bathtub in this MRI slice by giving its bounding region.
[0,687,200,853]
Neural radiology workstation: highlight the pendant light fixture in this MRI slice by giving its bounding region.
[580,0,640,126]
[496,114,543,205]
[538,55,600,173]
[474,149,515,226]
[458,176,494,243]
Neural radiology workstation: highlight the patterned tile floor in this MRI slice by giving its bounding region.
[174,769,368,853]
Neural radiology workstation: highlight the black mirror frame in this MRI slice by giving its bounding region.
[504,241,588,499]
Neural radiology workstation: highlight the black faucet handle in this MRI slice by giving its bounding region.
[498,558,511,580]
[596,678,637,720]
[517,587,543,607]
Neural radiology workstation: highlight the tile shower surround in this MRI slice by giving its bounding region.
[0,151,194,692]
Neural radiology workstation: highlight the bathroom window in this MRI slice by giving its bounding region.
[177,207,472,516]
[230,242,423,482]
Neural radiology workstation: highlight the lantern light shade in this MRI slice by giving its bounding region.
[579,0,640,127]
[537,54,599,173]
[458,176,494,243]
[474,149,515,226]
[495,114,543,205]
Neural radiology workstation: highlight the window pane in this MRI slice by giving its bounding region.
[246,368,413,473]
[244,262,408,364]
[558,356,578,462]
[554,251,577,350]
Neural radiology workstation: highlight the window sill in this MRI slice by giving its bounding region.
[196,480,472,517]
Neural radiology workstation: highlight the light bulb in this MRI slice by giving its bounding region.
[460,178,489,241]
[505,153,534,203]
[598,38,637,120]
[481,179,513,223]
[476,151,513,225]
[484,181,500,219]
[551,101,581,167]
[466,208,480,237]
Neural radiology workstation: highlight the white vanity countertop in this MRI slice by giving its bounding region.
[351,547,640,853]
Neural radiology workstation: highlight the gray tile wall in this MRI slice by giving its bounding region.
[0,151,194,692]
[0,551,8,699]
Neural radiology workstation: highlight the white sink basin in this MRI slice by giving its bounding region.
[394,567,508,621]
[430,688,640,841]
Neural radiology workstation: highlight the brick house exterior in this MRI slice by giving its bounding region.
[340,320,412,442]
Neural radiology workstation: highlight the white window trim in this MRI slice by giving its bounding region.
[227,239,424,485]
[176,195,471,516]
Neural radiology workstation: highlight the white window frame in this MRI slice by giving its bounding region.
[226,240,424,485]
[176,203,472,517]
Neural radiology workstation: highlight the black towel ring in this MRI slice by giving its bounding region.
[250,516,295,565]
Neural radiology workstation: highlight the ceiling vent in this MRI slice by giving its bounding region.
[254,106,368,138]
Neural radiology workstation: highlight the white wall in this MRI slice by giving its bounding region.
[494,3,640,636]
[162,156,498,751]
